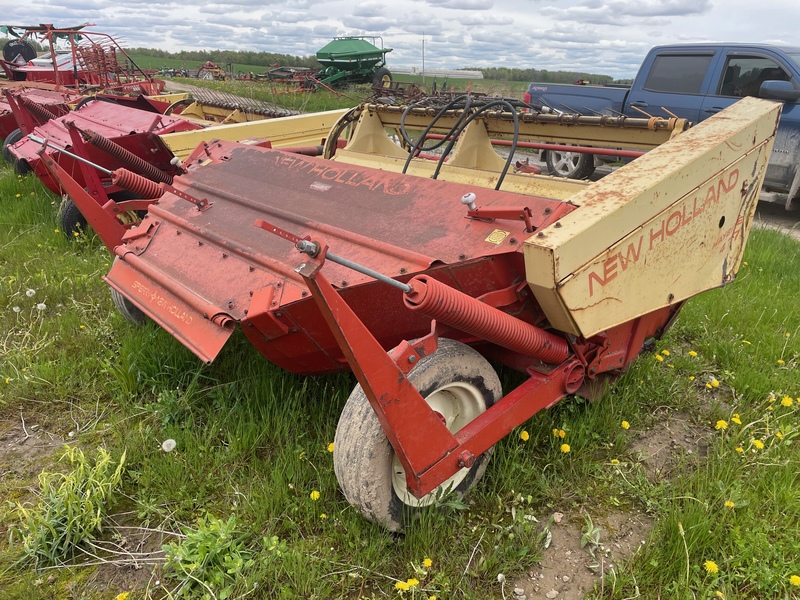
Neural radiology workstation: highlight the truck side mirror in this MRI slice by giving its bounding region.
[759,80,800,102]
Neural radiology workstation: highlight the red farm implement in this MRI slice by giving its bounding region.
[38,96,780,530]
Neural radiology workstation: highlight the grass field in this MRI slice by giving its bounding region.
[0,115,799,598]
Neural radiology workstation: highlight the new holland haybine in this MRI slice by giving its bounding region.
[36,95,780,530]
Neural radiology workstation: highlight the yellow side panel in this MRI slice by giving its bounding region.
[524,97,781,337]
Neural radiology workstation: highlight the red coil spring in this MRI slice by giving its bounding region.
[404,275,570,364]
[82,129,174,185]
[112,168,163,199]
[19,95,57,123]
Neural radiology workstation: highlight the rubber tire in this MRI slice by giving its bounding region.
[373,67,392,88]
[2,128,23,164]
[110,286,147,326]
[333,339,501,531]
[545,150,595,179]
[60,198,88,238]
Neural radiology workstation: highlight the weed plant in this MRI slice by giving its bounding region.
[13,446,125,569]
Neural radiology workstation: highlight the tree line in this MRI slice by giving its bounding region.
[2,38,622,83]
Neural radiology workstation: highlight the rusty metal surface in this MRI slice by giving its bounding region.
[523,97,782,337]
[10,100,202,195]
[106,140,574,370]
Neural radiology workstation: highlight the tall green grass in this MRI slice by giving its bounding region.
[1,159,798,599]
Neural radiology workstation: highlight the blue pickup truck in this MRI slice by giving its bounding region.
[524,43,800,209]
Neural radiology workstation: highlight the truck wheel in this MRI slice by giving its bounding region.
[545,150,595,179]
[373,67,392,88]
[2,128,23,164]
[333,339,501,531]
[110,279,147,326]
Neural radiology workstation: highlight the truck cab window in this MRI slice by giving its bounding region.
[719,56,789,97]
[643,54,713,94]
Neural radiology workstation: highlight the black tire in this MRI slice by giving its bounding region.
[110,286,147,326]
[3,40,36,63]
[60,193,144,239]
[60,198,88,237]
[333,339,501,531]
[545,150,595,179]
[2,128,23,164]
[373,67,392,88]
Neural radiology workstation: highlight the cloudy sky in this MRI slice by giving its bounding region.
[4,0,799,79]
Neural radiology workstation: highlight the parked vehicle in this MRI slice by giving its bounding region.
[524,43,800,209]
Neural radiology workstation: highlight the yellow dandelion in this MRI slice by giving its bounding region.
[777,359,785,365]
[320,513,327,519]
[73,231,80,237]
[621,421,630,430]
[742,339,751,345]
[706,383,713,389]
[558,429,566,438]
[776,431,784,440]
[781,396,793,407]
[767,405,774,412]
[715,420,728,431]
[768,392,776,402]
[655,354,664,362]
[715,592,725,599]
[407,578,419,588]
[689,376,696,381]
[735,446,744,453]
[790,574,800,586]
[310,490,320,501]
[661,349,670,356]
[79,325,85,330]
[520,430,530,441]
[787,332,792,338]
[688,350,698,357]
[710,378,720,388]
[429,596,438,600]
[560,443,571,454]
[15,193,21,198]
[395,581,410,591]
[667,363,675,368]
[743,261,749,266]
[552,428,560,437]
[327,442,335,452]
[753,439,764,450]
[610,459,620,464]
[116,593,130,600]
[704,560,719,574]
[724,500,735,508]
[4,377,10,384]
[54,229,59,233]
[423,557,433,568]
[731,414,741,425]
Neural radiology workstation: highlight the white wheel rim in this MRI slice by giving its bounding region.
[391,381,487,507]
[552,151,580,176]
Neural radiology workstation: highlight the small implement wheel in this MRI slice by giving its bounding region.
[2,128,24,164]
[373,67,392,88]
[110,281,147,326]
[545,149,595,179]
[334,339,501,531]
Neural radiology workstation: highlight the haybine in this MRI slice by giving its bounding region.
[36,95,780,530]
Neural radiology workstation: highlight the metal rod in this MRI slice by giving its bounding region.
[27,134,113,174]
[326,251,412,292]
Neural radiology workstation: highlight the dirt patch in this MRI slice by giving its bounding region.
[0,412,66,491]
[513,510,652,599]
[629,410,708,479]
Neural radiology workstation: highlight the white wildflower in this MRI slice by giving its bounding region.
[25,289,35,297]
[36,303,47,311]
[161,439,177,452]
[12,306,21,313]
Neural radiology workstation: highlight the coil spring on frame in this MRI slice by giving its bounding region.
[404,274,570,364]
[82,129,174,185]
[111,168,163,199]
